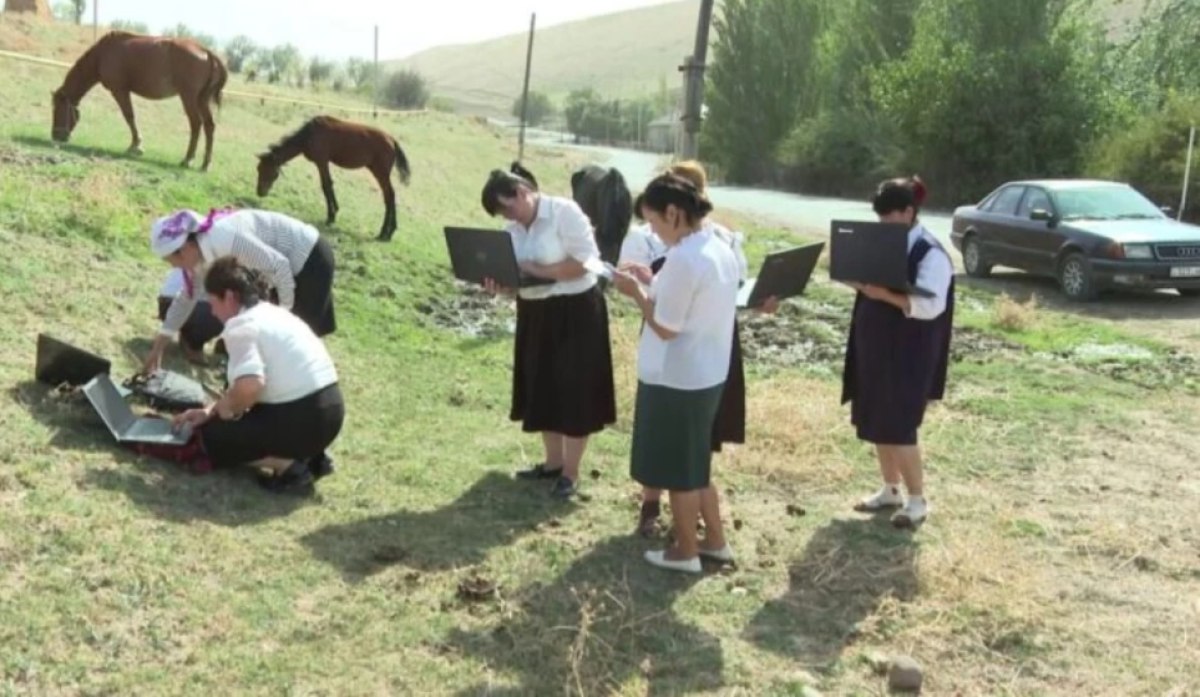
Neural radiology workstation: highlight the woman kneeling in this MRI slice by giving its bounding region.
[173,256,345,495]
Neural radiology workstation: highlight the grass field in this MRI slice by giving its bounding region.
[2,13,1199,696]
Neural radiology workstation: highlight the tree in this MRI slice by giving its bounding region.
[308,57,335,88]
[511,91,555,127]
[382,69,430,109]
[263,44,302,85]
[564,88,604,142]
[109,19,149,33]
[345,58,380,92]
[163,23,218,50]
[70,0,84,24]
[223,35,258,74]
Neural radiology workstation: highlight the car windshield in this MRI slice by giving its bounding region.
[1054,186,1165,221]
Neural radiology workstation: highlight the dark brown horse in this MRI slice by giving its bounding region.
[51,31,227,171]
[571,164,633,264]
[256,116,413,241]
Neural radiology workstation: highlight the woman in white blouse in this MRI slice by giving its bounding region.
[143,207,336,373]
[612,173,739,573]
[173,256,344,495]
[479,164,616,500]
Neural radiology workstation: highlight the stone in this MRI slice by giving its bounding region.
[888,656,924,693]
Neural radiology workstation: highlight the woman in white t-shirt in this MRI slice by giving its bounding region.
[143,207,337,374]
[173,256,345,495]
[479,163,616,500]
[612,173,739,573]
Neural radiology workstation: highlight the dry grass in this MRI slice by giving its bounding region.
[992,292,1040,332]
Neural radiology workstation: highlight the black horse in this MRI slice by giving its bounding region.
[571,164,633,264]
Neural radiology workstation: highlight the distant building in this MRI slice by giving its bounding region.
[646,111,681,154]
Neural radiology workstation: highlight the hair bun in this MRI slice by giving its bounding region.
[911,175,928,206]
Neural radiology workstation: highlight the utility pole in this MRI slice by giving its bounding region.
[373,25,379,118]
[517,13,536,163]
[92,0,97,40]
[1181,125,1196,221]
[678,0,714,160]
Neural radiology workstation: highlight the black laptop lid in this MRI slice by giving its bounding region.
[36,334,111,386]
[744,242,826,308]
[443,227,553,288]
[829,221,911,290]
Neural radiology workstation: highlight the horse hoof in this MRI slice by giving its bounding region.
[127,147,144,157]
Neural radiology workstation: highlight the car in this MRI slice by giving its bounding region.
[950,179,1200,301]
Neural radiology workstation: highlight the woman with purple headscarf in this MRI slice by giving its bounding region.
[143,207,336,373]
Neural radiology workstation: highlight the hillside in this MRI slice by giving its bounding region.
[390,0,700,117]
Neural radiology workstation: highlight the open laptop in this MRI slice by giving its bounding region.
[83,373,191,445]
[36,334,112,386]
[444,227,555,289]
[737,242,826,308]
[829,220,934,298]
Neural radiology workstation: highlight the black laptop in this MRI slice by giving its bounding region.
[35,334,112,386]
[828,220,934,298]
[737,242,826,308]
[443,227,555,289]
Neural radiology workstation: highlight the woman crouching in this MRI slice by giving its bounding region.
[173,256,345,495]
[612,173,740,573]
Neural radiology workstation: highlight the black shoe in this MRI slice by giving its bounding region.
[257,459,314,495]
[516,463,563,480]
[308,454,335,481]
[551,475,577,500]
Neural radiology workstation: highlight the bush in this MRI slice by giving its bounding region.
[383,70,430,110]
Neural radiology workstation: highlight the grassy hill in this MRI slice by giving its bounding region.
[1,12,1199,696]
[389,0,700,117]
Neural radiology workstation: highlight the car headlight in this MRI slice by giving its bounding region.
[1122,244,1154,260]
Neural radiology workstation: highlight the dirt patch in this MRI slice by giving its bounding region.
[0,144,67,167]
[417,283,515,339]
[1045,344,1200,393]
[740,302,847,368]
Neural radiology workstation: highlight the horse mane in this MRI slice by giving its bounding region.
[264,118,317,160]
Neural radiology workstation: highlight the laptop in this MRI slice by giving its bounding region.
[443,227,555,289]
[36,333,112,386]
[83,373,191,445]
[737,242,826,308]
[828,220,934,298]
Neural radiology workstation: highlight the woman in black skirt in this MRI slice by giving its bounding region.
[612,173,740,573]
[626,161,780,536]
[480,164,617,500]
[173,256,345,495]
[144,207,336,373]
[840,176,954,528]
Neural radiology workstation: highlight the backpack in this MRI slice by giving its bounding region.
[122,370,211,412]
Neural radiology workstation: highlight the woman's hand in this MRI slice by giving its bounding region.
[611,269,646,301]
[618,262,654,286]
[172,407,211,431]
[482,277,514,297]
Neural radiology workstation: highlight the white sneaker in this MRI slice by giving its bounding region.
[853,484,904,512]
[644,550,702,574]
[698,544,735,563]
[892,497,929,528]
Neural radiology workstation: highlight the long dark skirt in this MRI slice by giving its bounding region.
[200,383,345,468]
[631,381,725,491]
[511,286,616,437]
[710,319,746,452]
[158,297,223,352]
[293,237,337,337]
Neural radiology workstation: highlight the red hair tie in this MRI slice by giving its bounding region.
[911,176,928,207]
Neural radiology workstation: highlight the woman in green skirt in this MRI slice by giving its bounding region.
[611,173,741,574]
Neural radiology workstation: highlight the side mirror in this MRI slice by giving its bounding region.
[1030,208,1055,224]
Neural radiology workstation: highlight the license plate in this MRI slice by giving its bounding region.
[1170,266,1200,278]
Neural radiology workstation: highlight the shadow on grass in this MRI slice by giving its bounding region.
[8,380,308,526]
[445,535,724,696]
[300,471,572,580]
[11,134,195,174]
[743,516,918,668]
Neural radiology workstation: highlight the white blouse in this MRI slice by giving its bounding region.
[223,302,338,405]
[637,228,741,390]
[905,224,954,321]
[159,210,319,337]
[619,220,749,282]
[505,195,601,300]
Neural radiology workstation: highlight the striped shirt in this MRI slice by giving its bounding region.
[159,210,319,337]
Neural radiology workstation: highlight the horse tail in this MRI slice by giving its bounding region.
[392,139,412,186]
[205,52,228,109]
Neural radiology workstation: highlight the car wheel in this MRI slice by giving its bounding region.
[1177,288,1200,298]
[963,236,992,278]
[1058,252,1098,301]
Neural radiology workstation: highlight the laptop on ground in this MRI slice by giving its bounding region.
[36,334,112,387]
[737,242,826,309]
[829,220,934,298]
[83,373,191,445]
[443,227,555,289]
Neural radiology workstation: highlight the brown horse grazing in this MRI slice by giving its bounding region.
[256,116,413,241]
[51,31,227,171]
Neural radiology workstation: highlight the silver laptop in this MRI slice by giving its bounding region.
[83,373,192,445]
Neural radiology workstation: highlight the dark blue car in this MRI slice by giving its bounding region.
[950,179,1200,301]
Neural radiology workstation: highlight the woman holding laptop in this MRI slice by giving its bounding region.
[478,163,616,500]
[839,176,955,528]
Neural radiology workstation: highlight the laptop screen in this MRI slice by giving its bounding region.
[36,334,111,386]
[83,374,136,437]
